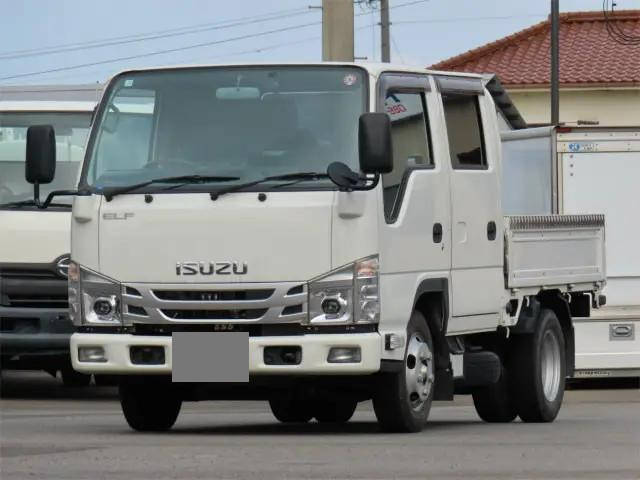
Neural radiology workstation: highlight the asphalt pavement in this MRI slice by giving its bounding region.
[1,371,639,480]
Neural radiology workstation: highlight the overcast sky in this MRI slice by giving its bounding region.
[1,0,639,85]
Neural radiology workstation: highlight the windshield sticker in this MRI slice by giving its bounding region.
[343,73,357,86]
[124,79,133,87]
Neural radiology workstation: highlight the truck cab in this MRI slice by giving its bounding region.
[24,64,605,431]
[0,91,98,385]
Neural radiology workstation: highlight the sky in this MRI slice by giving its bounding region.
[1,0,639,85]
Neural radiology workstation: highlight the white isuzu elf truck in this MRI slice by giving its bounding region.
[22,63,606,432]
[0,85,100,386]
[502,126,640,379]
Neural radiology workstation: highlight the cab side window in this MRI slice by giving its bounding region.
[442,93,486,169]
[382,91,432,221]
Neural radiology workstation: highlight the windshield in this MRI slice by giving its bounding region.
[0,112,91,205]
[84,66,366,192]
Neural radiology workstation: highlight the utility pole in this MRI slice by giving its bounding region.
[321,0,354,61]
[380,0,391,62]
[550,0,560,125]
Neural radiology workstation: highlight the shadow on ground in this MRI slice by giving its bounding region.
[0,370,117,400]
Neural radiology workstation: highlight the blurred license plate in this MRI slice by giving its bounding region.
[172,332,249,382]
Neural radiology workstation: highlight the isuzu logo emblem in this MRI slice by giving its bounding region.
[175,261,248,276]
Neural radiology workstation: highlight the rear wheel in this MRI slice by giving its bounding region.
[472,366,517,423]
[268,394,314,423]
[313,398,358,423]
[119,379,182,431]
[511,309,566,422]
[372,311,435,432]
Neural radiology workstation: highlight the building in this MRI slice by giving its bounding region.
[430,10,640,127]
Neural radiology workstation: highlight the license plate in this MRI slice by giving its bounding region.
[172,332,249,382]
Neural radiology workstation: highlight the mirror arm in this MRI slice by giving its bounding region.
[33,181,41,208]
[336,173,380,192]
[39,190,82,209]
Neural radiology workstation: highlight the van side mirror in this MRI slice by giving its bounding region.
[26,125,56,185]
[359,113,393,174]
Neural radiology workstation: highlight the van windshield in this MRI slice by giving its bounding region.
[84,66,367,192]
[0,112,91,206]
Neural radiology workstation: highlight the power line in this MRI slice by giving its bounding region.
[0,0,430,82]
[19,22,381,85]
[390,33,405,63]
[602,0,640,45]
[0,7,311,60]
[393,14,547,25]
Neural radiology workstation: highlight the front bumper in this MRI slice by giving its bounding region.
[0,306,73,359]
[71,332,382,375]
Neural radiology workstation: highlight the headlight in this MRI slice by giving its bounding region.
[68,261,122,326]
[308,255,379,325]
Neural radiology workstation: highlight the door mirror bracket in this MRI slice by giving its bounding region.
[327,162,379,192]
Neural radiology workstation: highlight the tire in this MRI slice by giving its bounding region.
[472,366,518,423]
[313,398,358,423]
[372,310,435,432]
[119,379,182,431]
[268,394,314,423]
[511,309,566,422]
[95,375,119,387]
[60,364,92,387]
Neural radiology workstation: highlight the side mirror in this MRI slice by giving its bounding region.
[26,125,56,185]
[359,113,393,174]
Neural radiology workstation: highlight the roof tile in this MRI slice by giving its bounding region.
[430,10,640,86]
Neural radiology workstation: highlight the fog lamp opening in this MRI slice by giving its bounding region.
[130,346,165,365]
[78,346,107,363]
[327,346,361,363]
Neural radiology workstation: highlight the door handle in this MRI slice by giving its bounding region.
[487,221,497,241]
[433,223,443,243]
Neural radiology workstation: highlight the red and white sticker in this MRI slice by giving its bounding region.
[343,74,358,86]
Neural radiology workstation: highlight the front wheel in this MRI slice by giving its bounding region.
[313,398,358,423]
[60,364,92,387]
[511,309,566,422]
[268,394,314,423]
[373,310,435,432]
[119,379,182,431]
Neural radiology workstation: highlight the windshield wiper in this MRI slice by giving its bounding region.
[102,175,240,201]
[0,199,72,209]
[209,172,329,200]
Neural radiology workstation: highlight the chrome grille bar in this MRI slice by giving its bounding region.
[122,282,307,324]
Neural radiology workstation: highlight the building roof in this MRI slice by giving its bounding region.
[430,10,640,88]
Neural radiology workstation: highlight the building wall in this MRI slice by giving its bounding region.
[508,88,640,126]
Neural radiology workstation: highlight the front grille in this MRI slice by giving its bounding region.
[0,317,40,333]
[1,265,68,309]
[122,282,307,325]
[153,289,274,302]
[1,269,58,279]
[5,294,68,309]
[161,309,268,320]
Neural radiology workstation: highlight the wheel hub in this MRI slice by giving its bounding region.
[541,329,562,402]
[405,333,434,411]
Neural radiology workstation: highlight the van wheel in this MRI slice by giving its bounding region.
[313,398,358,423]
[472,366,517,422]
[373,310,434,432]
[511,309,566,422]
[95,375,119,387]
[60,364,92,387]
[119,380,181,431]
[268,395,313,423]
